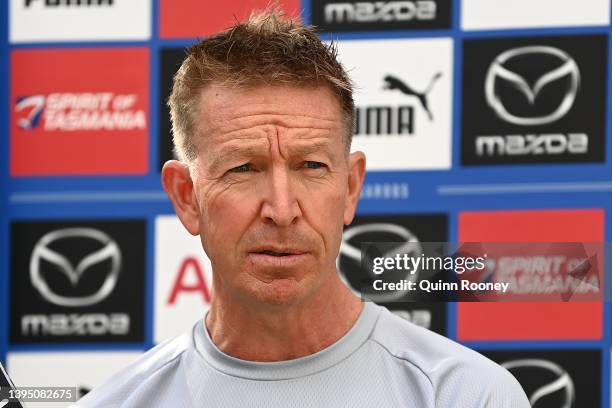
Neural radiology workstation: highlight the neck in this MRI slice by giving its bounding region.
[205,272,363,362]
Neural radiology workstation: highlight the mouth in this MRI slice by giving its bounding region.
[248,247,309,267]
[257,250,299,257]
[250,245,304,256]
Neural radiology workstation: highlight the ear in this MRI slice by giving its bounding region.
[161,160,200,236]
[343,151,366,225]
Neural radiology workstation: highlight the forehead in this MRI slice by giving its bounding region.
[197,83,345,142]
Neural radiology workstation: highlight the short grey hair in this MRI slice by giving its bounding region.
[168,9,355,164]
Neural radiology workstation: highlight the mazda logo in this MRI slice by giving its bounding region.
[501,359,575,408]
[485,46,580,126]
[30,228,121,307]
[338,223,421,302]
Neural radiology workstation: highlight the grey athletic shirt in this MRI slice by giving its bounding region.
[74,302,529,407]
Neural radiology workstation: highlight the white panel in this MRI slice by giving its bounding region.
[154,215,213,343]
[336,38,453,171]
[10,0,151,43]
[7,351,142,407]
[462,0,610,31]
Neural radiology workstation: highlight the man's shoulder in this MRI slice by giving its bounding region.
[370,305,498,372]
[72,329,193,407]
[368,305,530,407]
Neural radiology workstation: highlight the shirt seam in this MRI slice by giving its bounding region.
[367,337,436,405]
[140,346,188,382]
[76,346,189,407]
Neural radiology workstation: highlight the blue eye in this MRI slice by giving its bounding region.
[304,161,324,169]
[230,164,251,173]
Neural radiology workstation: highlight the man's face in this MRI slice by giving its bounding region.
[176,84,363,306]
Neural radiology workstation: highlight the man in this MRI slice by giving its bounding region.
[75,10,529,407]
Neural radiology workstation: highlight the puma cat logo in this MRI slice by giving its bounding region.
[383,73,442,120]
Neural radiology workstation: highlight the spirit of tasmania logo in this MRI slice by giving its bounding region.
[15,92,146,131]
[10,48,149,176]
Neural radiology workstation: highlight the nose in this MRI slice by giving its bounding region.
[260,164,302,227]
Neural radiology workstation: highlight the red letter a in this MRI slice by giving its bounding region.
[167,257,212,304]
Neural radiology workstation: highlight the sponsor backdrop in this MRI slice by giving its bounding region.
[1,0,611,406]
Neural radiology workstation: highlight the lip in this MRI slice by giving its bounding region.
[249,246,306,255]
[247,246,309,268]
[247,252,309,268]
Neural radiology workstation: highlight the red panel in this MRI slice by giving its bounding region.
[457,209,604,341]
[11,48,149,176]
[159,0,301,39]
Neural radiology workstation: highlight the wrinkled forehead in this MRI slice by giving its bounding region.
[197,83,345,142]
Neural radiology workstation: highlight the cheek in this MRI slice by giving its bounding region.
[200,188,257,258]
[306,184,347,251]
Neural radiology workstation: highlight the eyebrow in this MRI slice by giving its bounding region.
[207,140,335,175]
[208,143,268,175]
[287,141,333,158]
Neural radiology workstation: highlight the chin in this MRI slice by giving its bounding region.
[244,277,312,306]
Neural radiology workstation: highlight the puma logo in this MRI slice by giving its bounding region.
[383,73,442,120]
